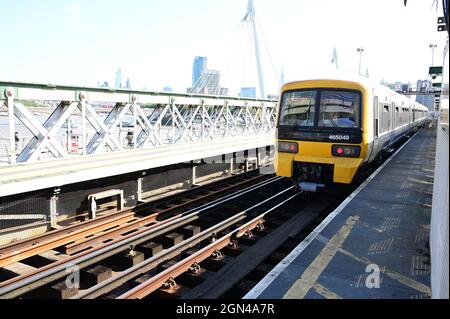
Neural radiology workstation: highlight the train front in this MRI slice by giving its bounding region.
[275,80,369,192]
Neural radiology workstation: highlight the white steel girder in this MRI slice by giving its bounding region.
[2,85,276,165]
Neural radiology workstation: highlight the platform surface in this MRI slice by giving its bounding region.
[246,128,436,299]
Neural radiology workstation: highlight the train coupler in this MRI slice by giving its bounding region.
[296,181,325,192]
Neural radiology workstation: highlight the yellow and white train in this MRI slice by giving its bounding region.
[276,78,429,192]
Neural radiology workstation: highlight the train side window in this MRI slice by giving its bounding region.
[384,105,389,112]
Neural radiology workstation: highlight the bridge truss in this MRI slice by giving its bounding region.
[0,82,277,165]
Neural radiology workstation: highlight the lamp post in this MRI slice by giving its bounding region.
[429,44,437,66]
[357,47,364,75]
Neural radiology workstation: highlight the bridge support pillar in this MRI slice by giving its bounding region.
[191,166,198,187]
[229,154,235,176]
[49,188,60,229]
[137,176,144,202]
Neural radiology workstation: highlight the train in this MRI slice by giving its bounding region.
[275,77,429,192]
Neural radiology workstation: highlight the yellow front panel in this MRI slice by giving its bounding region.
[276,140,366,184]
[275,151,295,177]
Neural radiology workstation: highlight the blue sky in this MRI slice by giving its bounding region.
[0,0,447,96]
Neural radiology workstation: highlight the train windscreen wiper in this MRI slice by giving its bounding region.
[294,104,313,127]
[323,106,338,128]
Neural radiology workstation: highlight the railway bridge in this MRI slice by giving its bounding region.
[0,82,277,242]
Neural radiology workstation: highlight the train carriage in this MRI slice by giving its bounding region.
[276,77,429,192]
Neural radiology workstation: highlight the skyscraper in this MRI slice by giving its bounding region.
[240,87,257,98]
[204,70,220,95]
[416,94,435,111]
[189,69,221,95]
[115,68,122,89]
[417,80,432,93]
[125,77,131,89]
[192,57,207,87]
[416,81,435,110]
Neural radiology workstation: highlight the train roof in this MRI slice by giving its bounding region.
[283,72,429,111]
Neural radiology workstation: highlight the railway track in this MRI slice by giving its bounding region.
[0,170,349,300]
[0,170,267,268]
[0,170,290,299]
[119,193,344,300]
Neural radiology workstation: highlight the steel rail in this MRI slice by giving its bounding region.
[0,210,135,268]
[64,173,268,255]
[0,171,264,265]
[0,176,282,299]
[75,186,297,299]
[117,190,301,299]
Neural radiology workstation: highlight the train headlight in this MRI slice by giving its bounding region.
[332,145,361,158]
[278,142,298,154]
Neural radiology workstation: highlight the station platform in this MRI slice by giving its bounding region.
[245,127,436,299]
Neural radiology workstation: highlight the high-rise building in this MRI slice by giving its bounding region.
[98,81,109,88]
[417,80,432,93]
[125,77,131,89]
[204,70,220,95]
[220,88,229,96]
[240,87,257,98]
[189,69,221,95]
[416,94,435,110]
[163,87,174,93]
[115,68,122,88]
[192,56,207,87]
[383,81,407,92]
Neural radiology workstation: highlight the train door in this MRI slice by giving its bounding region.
[408,105,412,130]
[374,96,379,139]
[391,102,396,131]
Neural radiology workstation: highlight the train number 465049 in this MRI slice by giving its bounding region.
[328,134,351,141]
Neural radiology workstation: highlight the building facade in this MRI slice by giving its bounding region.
[240,87,257,98]
[192,56,207,87]
[115,68,122,89]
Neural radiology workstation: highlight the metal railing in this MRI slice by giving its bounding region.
[0,81,277,165]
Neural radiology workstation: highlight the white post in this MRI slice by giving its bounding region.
[132,96,138,149]
[89,197,97,220]
[137,176,143,202]
[80,92,87,156]
[49,188,60,229]
[6,88,16,165]
[66,118,71,152]
[230,155,234,176]
[201,99,205,140]
[192,166,197,187]
[225,101,229,137]
[171,98,176,144]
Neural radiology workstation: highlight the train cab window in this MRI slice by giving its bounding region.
[318,91,361,128]
[279,90,317,127]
